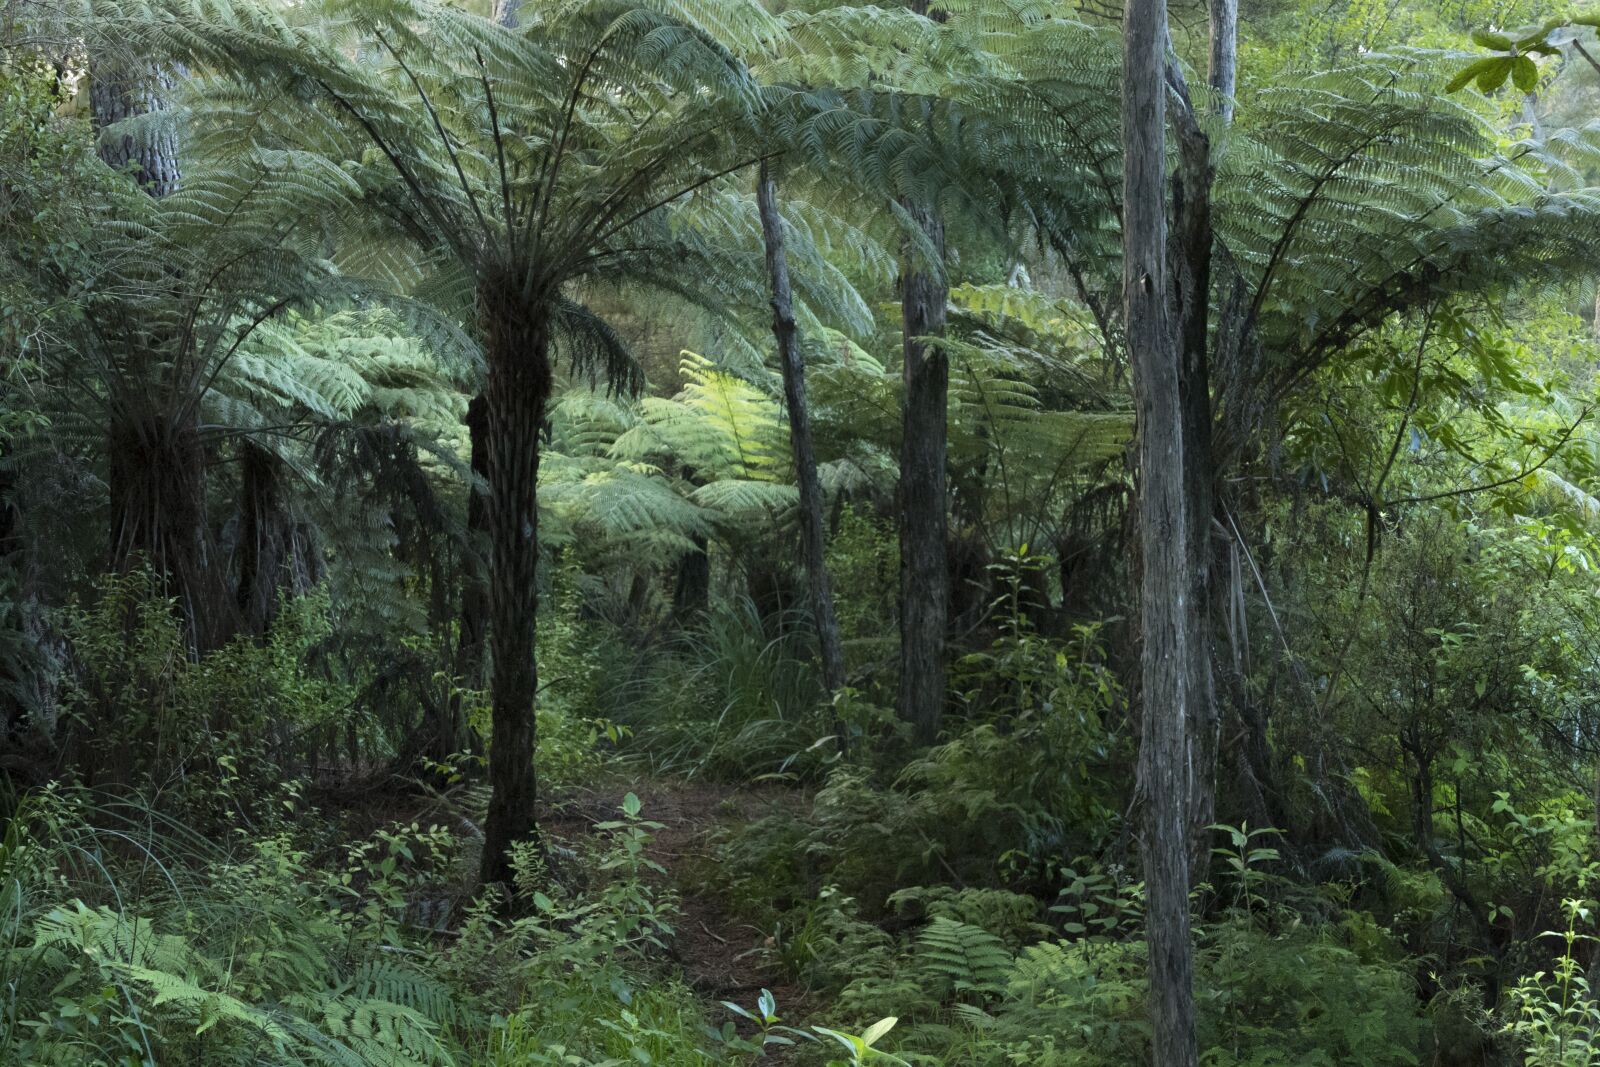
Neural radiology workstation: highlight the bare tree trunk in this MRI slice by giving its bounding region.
[1125,0,1197,1063]
[896,199,949,744]
[89,59,180,197]
[477,287,551,891]
[491,0,521,26]
[1166,0,1237,884]
[757,162,846,695]
[1208,0,1238,125]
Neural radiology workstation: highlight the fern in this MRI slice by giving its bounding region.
[912,917,1013,1002]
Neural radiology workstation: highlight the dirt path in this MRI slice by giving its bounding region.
[547,779,817,1046]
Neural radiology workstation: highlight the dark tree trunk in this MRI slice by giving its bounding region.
[89,60,180,197]
[672,532,711,622]
[1172,98,1218,885]
[1125,0,1197,1063]
[896,199,949,744]
[109,413,222,649]
[236,441,317,639]
[757,162,846,695]
[477,288,552,891]
[458,394,490,689]
[1167,0,1239,884]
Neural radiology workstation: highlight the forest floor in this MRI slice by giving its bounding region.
[326,770,817,1052]
[545,777,817,1051]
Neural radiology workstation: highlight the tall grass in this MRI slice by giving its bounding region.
[601,597,831,780]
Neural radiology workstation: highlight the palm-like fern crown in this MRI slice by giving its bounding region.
[78,0,792,389]
[0,142,356,435]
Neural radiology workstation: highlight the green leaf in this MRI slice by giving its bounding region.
[1477,57,1514,91]
[1511,55,1539,92]
[621,793,643,818]
[1471,29,1514,49]
[861,1017,898,1047]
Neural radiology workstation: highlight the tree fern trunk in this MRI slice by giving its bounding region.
[478,289,552,891]
[671,530,710,622]
[109,413,221,650]
[757,163,846,696]
[236,441,315,639]
[896,198,948,745]
[1124,0,1197,1063]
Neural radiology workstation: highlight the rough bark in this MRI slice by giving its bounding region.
[896,200,949,744]
[89,60,180,197]
[1208,0,1238,125]
[1125,0,1197,1064]
[477,287,552,891]
[492,0,521,26]
[757,162,846,695]
[1170,80,1219,884]
[237,441,318,639]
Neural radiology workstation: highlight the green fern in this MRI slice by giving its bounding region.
[912,917,1013,1002]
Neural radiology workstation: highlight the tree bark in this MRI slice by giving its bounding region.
[458,394,491,690]
[757,162,846,695]
[1169,90,1217,885]
[1208,0,1238,125]
[477,287,552,891]
[491,0,522,26]
[896,199,949,744]
[89,59,180,197]
[1125,0,1197,1064]
[237,440,318,639]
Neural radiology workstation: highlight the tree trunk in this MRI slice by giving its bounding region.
[477,288,552,891]
[1208,0,1238,125]
[108,412,221,649]
[1166,0,1238,886]
[492,0,522,26]
[757,162,846,695]
[89,59,180,197]
[1171,96,1217,884]
[236,440,317,639]
[1125,0,1197,1064]
[672,531,711,622]
[896,199,949,744]
[458,394,490,690]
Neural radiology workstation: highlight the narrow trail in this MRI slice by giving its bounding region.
[547,778,817,1048]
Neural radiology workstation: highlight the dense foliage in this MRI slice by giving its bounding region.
[7,0,1600,1063]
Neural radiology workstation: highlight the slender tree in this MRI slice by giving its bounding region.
[892,4,951,743]
[896,194,949,745]
[1124,0,1196,1063]
[756,159,846,695]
